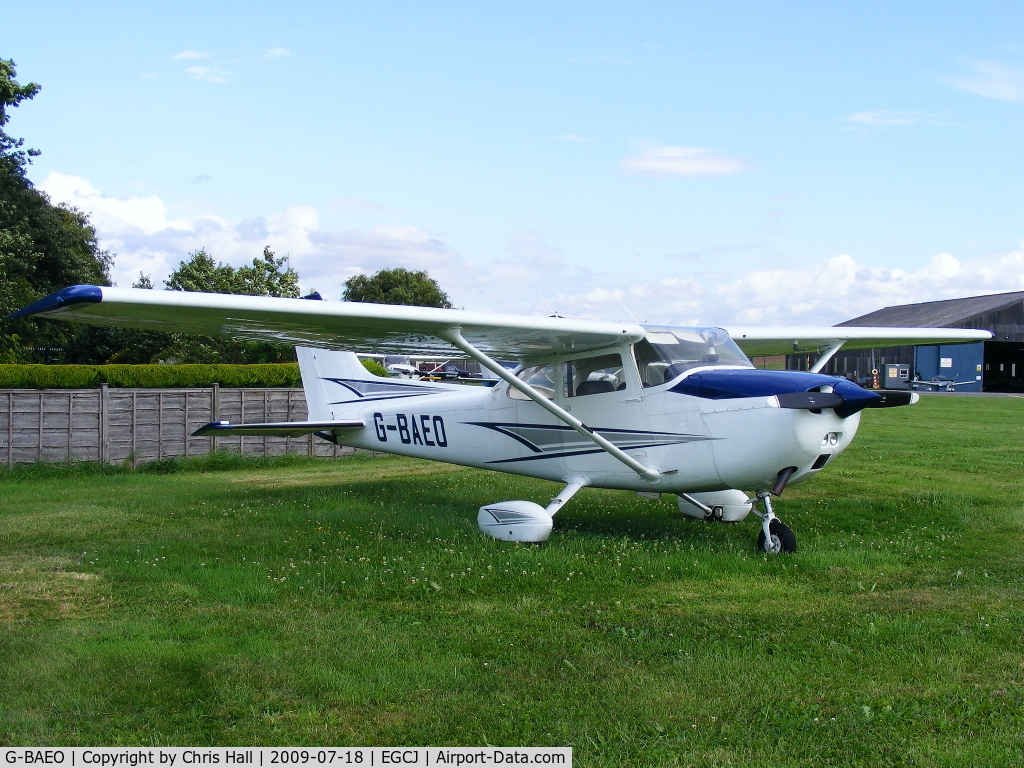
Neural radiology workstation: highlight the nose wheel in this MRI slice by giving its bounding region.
[755,492,797,554]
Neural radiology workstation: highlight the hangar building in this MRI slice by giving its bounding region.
[791,291,1024,393]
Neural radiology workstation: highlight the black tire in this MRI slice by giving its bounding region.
[757,519,797,554]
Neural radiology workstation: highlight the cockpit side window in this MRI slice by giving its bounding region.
[506,364,556,400]
[563,353,624,397]
[635,327,752,387]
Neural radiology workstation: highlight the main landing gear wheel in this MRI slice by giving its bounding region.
[757,518,797,554]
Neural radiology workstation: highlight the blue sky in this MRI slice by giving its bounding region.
[4,1,1024,326]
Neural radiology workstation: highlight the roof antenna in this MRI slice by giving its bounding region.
[618,298,641,325]
[537,293,563,318]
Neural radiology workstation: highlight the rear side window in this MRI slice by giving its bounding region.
[564,353,624,397]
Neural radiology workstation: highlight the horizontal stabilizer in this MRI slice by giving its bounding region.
[192,420,365,438]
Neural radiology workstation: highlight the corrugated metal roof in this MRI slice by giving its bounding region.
[836,291,1024,328]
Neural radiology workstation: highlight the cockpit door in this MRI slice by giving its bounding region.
[555,348,651,474]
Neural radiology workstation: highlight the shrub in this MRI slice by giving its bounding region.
[0,358,392,389]
[0,363,297,388]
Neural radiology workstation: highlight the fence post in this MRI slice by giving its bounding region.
[210,383,219,452]
[157,391,164,461]
[99,383,109,464]
[6,393,12,468]
[37,391,43,463]
[184,390,190,457]
[67,391,73,462]
[131,391,137,465]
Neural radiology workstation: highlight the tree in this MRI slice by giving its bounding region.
[0,58,40,175]
[163,248,237,294]
[235,247,300,298]
[342,267,452,308]
[165,246,300,298]
[0,59,113,362]
[60,247,303,364]
[75,273,171,364]
[160,247,301,363]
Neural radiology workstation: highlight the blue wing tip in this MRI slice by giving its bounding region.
[6,285,103,320]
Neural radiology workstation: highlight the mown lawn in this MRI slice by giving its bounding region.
[1,396,1022,766]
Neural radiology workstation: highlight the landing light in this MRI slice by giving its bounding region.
[821,432,840,447]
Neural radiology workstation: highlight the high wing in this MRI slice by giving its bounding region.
[10,285,991,362]
[724,326,992,358]
[10,285,643,360]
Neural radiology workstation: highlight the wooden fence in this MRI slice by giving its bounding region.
[0,385,354,467]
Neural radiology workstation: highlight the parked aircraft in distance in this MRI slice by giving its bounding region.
[10,285,992,553]
[909,375,974,392]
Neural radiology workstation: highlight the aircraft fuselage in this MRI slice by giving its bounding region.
[319,367,860,495]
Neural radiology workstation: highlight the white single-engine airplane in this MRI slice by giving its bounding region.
[11,285,992,553]
[909,375,974,392]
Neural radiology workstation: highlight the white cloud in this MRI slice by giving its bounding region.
[39,171,1024,328]
[169,50,231,82]
[41,172,190,236]
[308,225,463,291]
[39,172,460,298]
[620,146,749,177]
[947,59,1024,103]
[263,47,291,59]
[184,65,232,83]
[495,248,1024,328]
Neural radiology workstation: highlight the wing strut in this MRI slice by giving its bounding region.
[438,328,664,484]
[808,340,846,373]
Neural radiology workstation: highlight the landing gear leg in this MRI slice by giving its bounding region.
[754,491,797,554]
[477,476,589,543]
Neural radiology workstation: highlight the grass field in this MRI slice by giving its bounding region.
[1,396,1023,765]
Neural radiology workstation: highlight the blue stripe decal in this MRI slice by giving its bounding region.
[485,442,703,465]
[329,394,442,404]
[466,421,710,465]
[7,285,103,319]
[322,377,447,404]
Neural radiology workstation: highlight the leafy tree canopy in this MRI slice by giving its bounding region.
[61,248,302,365]
[342,267,452,308]
[0,59,112,363]
[0,60,302,366]
[166,247,300,298]
[0,58,41,174]
[158,246,301,364]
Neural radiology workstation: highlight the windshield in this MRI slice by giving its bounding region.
[635,326,752,387]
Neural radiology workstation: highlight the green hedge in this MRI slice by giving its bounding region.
[0,359,389,388]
